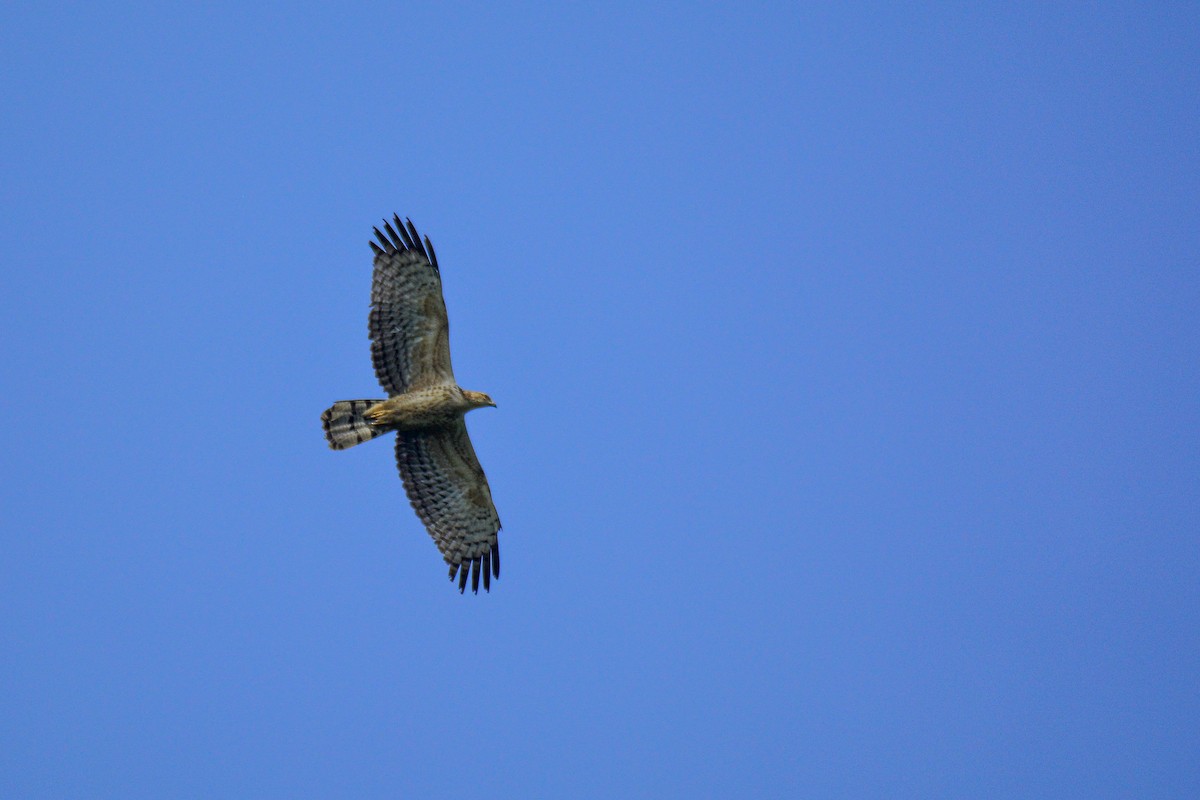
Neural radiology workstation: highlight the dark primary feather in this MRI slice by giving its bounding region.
[447,552,496,595]
[396,218,416,250]
[404,219,422,253]
[423,236,439,272]
[370,214,439,272]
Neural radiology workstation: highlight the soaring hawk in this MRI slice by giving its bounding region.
[322,216,501,593]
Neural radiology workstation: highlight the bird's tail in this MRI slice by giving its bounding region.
[322,399,389,450]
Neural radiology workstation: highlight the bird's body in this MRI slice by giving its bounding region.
[368,386,490,431]
[321,216,501,593]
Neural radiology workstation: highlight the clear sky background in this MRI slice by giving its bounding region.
[2,3,1197,797]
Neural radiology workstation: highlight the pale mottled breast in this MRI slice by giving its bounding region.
[367,385,468,431]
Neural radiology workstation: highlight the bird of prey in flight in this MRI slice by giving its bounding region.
[322,216,501,593]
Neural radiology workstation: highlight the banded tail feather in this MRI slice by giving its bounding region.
[322,399,389,449]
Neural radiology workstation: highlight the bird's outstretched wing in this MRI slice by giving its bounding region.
[394,420,502,593]
[368,216,453,395]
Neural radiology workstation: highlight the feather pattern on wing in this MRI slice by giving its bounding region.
[394,420,502,592]
[368,216,453,395]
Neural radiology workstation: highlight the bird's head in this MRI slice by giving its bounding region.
[464,390,497,409]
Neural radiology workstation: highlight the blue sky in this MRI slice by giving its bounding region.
[2,2,1197,797]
